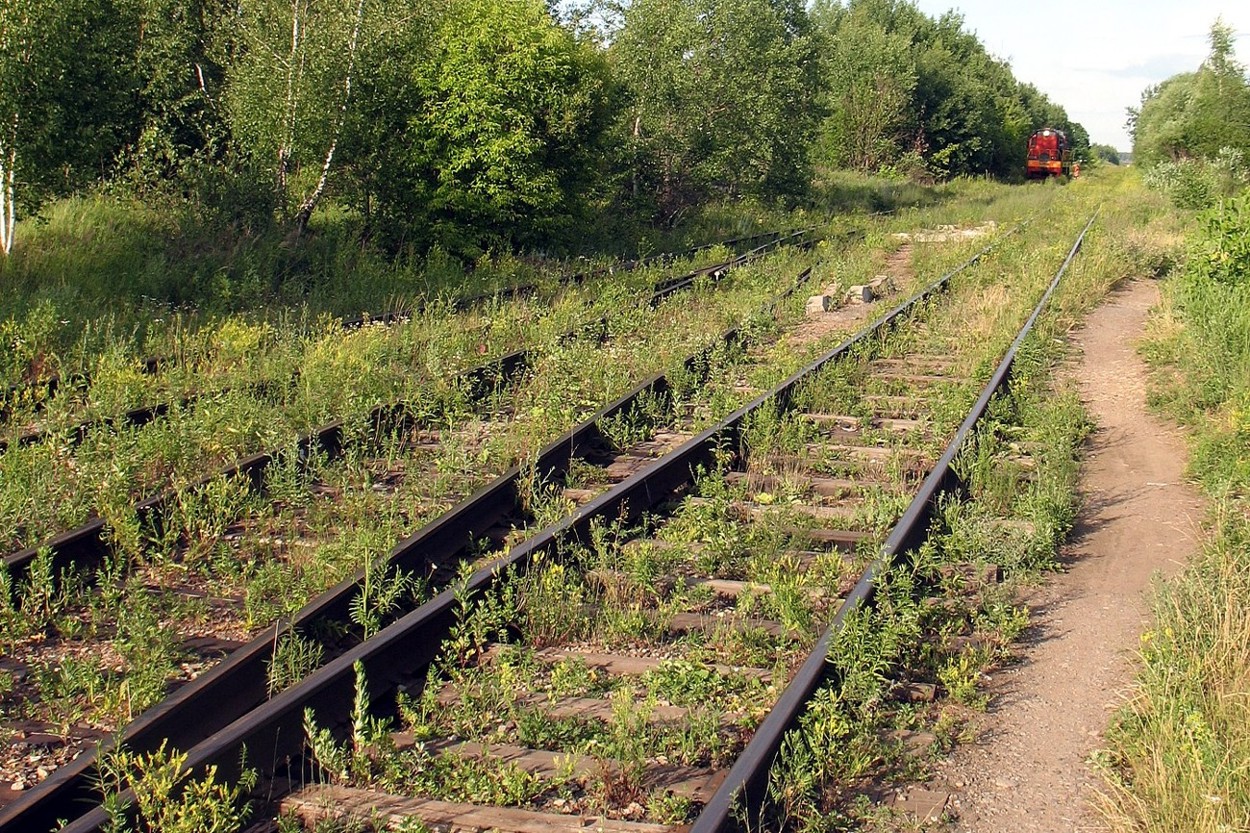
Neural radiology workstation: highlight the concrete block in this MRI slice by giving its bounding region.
[846,284,874,303]
[805,294,833,314]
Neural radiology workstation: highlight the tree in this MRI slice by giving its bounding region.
[125,0,233,184]
[813,1,916,172]
[1131,19,1250,165]
[810,0,1086,181]
[354,0,612,254]
[224,0,373,235]
[1091,144,1120,165]
[0,0,141,255]
[612,0,823,221]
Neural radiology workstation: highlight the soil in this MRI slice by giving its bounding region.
[915,278,1208,831]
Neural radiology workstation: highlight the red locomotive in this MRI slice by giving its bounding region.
[1026,128,1078,179]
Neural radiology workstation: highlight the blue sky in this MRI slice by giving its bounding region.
[911,1,1250,151]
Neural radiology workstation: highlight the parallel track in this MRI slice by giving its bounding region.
[0,229,805,454]
[0,228,821,831]
[2,229,812,589]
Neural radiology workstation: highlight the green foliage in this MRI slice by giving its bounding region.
[0,0,1086,272]
[1091,144,1121,165]
[379,746,546,806]
[379,0,612,254]
[1187,196,1250,286]
[1107,170,1250,830]
[1147,196,1250,484]
[1132,19,1250,173]
[267,630,325,696]
[98,741,256,833]
[611,0,823,220]
[810,0,1087,181]
[0,0,141,215]
[303,660,391,783]
[124,0,233,186]
[1102,511,1250,831]
[814,3,916,173]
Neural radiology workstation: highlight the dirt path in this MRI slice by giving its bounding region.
[928,279,1207,831]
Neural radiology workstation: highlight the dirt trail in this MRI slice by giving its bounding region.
[929,279,1207,831]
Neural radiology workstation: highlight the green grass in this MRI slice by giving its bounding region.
[1097,190,1250,832]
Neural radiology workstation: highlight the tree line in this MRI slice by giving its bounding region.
[1130,18,1250,206]
[0,0,1087,259]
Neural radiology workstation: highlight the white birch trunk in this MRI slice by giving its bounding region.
[0,116,17,257]
[277,0,306,197]
[293,0,365,235]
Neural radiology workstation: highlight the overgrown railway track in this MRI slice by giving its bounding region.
[3,230,814,583]
[0,228,803,455]
[0,229,785,412]
[0,208,1100,832]
[0,227,826,825]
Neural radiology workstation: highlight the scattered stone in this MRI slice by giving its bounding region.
[893,787,951,823]
[896,682,938,703]
[805,294,834,314]
[890,729,938,756]
[868,275,894,295]
[846,284,874,304]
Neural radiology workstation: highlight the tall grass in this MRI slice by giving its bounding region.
[1099,509,1250,831]
[1100,192,1250,831]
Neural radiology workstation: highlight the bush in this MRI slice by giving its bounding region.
[1187,196,1250,286]
[1142,150,1250,211]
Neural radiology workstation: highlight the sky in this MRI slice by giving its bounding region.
[911,1,1250,151]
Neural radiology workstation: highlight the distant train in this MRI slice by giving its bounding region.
[1026,128,1079,179]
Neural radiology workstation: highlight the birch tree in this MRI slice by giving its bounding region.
[225,0,372,235]
[0,0,35,256]
[0,115,15,257]
[0,0,140,256]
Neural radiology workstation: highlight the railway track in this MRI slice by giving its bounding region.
[0,209,1102,832]
[0,227,829,825]
[3,229,814,587]
[0,229,805,455]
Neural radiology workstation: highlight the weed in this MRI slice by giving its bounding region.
[519,560,588,647]
[350,559,423,641]
[379,747,546,806]
[268,630,326,696]
[646,790,694,823]
[936,652,988,709]
[97,740,256,833]
[304,661,391,784]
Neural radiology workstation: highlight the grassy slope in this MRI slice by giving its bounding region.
[1099,189,1250,830]
[0,173,985,397]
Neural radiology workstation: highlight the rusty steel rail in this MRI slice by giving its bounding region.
[690,210,1098,833]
